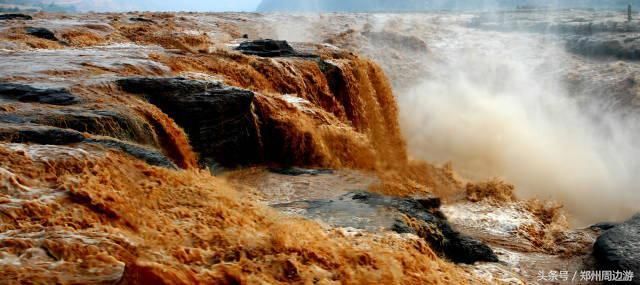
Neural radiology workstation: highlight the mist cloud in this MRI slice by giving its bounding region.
[396,23,640,226]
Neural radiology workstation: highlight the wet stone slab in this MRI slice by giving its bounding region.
[274,191,498,264]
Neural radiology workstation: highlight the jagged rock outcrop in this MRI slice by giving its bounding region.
[117,77,261,167]
[593,214,640,278]
[0,84,79,105]
[275,191,498,264]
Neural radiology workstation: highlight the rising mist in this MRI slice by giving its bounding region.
[394,18,640,226]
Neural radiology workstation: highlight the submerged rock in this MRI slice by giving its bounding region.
[25,27,58,41]
[593,214,640,277]
[0,14,32,20]
[86,137,177,169]
[236,39,314,57]
[274,191,498,264]
[0,83,79,105]
[0,124,85,145]
[117,77,261,167]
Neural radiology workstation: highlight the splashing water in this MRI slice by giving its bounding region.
[398,22,640,225]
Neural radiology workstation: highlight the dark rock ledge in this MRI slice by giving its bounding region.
[117,77,261,168]
[593,214,640,283]
[0,83,80,106]
[86,137,177,169]
[0,14,32,21]
[274,191,498,264]
[235,39,317,58]
[0,123,176,169]
[25,27,58,41]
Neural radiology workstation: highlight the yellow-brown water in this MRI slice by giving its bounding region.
[0,11,616,284]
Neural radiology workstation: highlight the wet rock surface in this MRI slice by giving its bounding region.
[25,27,58,41]
[274,191,498,264]
[0,107,155,145]
[0,124,85,145]
[0,84,79,106]
[86,137,177,169]
[591,221,620,231]
[0,13,32,20]
[0,81,192,169]
[0,123,176,168]
[236,39,315,57]
[117,77,260,167]
[593,214,640,276]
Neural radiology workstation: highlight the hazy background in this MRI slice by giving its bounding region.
[0,0,262,12]
[258,0,640,12]
[3,0,640,12]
